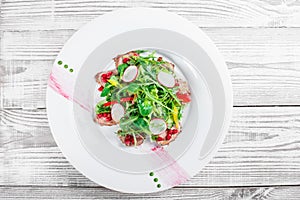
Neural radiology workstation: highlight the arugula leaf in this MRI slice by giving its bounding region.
[135,50,147,54]
[148,84,158,99]
[95,101,111,114]
[119,115,139,131]
[143,50,156,59]
[127,83,140,93]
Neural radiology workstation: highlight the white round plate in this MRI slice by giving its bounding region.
[46,8,232,193]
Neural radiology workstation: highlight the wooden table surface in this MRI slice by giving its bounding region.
[1,0,300,199]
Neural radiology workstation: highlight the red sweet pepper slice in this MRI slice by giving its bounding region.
[176,92,191,103]
[103,101,117,107]
[103,97,134,107]
[121,97,134,102]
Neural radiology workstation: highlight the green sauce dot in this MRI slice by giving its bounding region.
[149,172,154,176]
[157,184,161,188]
[57,60,63,65]
[154,178,158,182]
[69,68,74,72]
[64,64,68,68]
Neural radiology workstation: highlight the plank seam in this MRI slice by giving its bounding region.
[1,184,300,189]
[2,105,300,110]
[2,27,300,33]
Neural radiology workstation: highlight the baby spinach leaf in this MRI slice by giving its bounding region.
[101,83,111,97]
[133,117,149,132]
[137,98,153,116]
[117,63,128,77]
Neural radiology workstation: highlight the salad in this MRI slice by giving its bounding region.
[94,50,191,147]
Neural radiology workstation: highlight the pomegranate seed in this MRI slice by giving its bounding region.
[100,72,113,83]
[101,77,107,83]
[133,53,139,56]
[166,134,172,140]
[97,114,102,118]
[107,71,113,77]
[157,57,163,62]
[124,135,134,145]
[98,86,104,91]
[122,57,130,63]
[171,129,178,134]
[125,135,132,140]
[156,137,164,141]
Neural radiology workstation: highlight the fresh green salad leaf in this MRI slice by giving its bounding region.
[133,117,151,135]
[117,63,128,77]
[127,83,139,93]
[137,98,153,116]
[135,50,148,54]
[101,83,111,97]
[95,101,111,114]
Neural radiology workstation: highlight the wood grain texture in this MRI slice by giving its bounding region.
[2,186,300,200]
[1,28,300,108]
[2,28,300,63]
[1,0,300,31]
[1,0,300,198]
[1,107,300,187]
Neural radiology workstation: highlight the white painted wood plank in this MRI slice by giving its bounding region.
[2,28,300,63]
[1,107,300,187]
[1,28,300,108]
[1,0,300,30]
[1,186,300,200]
[2,61,300,108]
